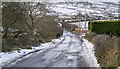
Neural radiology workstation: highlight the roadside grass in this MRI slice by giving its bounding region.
[84,32,119,68]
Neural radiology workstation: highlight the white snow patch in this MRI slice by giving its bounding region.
[58,23,62,27]
[70,21,89,30]
[117,67,120,69]
[81,39,100,67]
[0,37,64,67]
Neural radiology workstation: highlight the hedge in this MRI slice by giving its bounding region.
[90,20,120,36]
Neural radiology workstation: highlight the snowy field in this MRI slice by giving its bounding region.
[48,1,119,19]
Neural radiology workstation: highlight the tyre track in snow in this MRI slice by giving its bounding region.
[5,31,96,67]
[5,34,66,67]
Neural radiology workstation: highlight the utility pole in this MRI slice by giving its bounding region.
[71,13,72,31]
[79,12,81,30]
[85,0,87,32]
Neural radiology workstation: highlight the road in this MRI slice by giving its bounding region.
[5,31,98,67]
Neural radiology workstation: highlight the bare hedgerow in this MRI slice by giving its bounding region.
[85,33,119,67]
[2,2,63,52]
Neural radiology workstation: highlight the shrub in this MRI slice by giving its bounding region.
[2,2,63,52]
[62,22,77,31]
[90,20,120,36]
[85,32,119,67]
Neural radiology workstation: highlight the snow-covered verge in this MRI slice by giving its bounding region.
[0,43,52,67]
[0,36,64,67]
[81,38,100,67]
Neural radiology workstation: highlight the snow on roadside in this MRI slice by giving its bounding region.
[0,36,64,67]
[58,23,62,27]
[81,38,100,67]
[0,42,51,67]
[117,67,120,69]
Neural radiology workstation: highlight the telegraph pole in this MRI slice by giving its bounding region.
[85,0,87,32]
[79,12,81,30]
